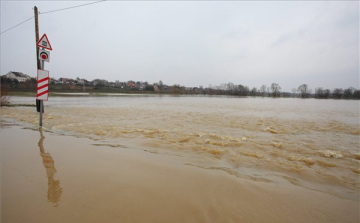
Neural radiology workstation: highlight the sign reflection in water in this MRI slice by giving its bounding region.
[38,128,62,206]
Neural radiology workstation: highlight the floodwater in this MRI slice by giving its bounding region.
[1,95,359,223]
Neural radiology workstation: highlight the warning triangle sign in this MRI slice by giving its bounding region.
[36,34,52,51]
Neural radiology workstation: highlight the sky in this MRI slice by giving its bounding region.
[1,1,359,92]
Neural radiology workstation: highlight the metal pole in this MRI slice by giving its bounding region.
[40,101,43,126]
[39,59,45,127]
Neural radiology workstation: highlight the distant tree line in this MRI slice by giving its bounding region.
[206,82,360,99]
[1,75,359,100]
[1,76,37,90]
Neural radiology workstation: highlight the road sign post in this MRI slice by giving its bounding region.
[37,66,49,127]
[37,69,49,100]
[40,98,43,126]
[36,34,52,50]
[36,34,52,127]
[39,49,50,62]
[40,56,44,126]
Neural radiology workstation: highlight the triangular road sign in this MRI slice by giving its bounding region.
[36,34,52,51]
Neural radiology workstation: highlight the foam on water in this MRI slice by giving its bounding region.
[322,150,344,158]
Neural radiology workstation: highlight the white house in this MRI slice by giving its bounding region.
[4,71,29,82]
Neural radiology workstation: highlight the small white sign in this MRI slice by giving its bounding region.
[37,69,49,101]
[39,49,50,62]
[36,34,52,51]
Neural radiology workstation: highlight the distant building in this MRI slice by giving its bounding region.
[127,81,135,87]
[91,79,108,86]
[139,83,147,91]
[50,78,57,84]
[76,79,90,86]
[58,78,75,85]
[3,71,29,82]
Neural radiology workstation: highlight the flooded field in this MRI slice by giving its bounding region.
[1,95,359,222]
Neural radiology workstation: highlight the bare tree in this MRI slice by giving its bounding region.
[227,82,235,94]
[270,83,281,97]
[158,80,163,90]
[298,84,311,98]
[343,87,355,99]
[259,85,267,96]
[323,89,331,98]
[315,87,331,99]
[354,90,360,99]
[315,87,324,98]
[332,88,344,99]
[250,87,257,96]
[236,84,249,96]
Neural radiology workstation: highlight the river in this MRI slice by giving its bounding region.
[1,95,359,223]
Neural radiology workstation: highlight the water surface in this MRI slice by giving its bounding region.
[2,95,360,201]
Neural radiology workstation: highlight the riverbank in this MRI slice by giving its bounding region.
[2,87,360,99]
[1,121,358,223]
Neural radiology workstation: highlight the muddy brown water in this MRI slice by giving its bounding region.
[1,95,359,222]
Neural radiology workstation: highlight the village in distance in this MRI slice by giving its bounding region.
[1,71,360,100]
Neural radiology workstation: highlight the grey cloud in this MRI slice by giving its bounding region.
[0,1,358,91]
[271,23,310,47]
[221,27,250,40]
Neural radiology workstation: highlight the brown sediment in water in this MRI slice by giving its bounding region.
[1,103,359,198]
[1,124,359,223]
[1,97,360,222]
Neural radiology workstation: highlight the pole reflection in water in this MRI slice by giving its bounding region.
[38,128,62,206]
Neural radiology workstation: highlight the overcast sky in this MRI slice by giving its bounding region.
[1,1,359,91]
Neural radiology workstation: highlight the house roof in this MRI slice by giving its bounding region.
[59,78,74,81]
[11,72,26,77]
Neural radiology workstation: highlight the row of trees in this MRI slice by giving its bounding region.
[207,83,360,99]
[1,75,359,99]
[294,84,360,99]
[207,83,285,97]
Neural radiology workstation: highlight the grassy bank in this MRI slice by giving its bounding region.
[2,103,36,107]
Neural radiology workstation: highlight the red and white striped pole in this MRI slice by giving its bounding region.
[37,73,49,100]
[37,58,49,127]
